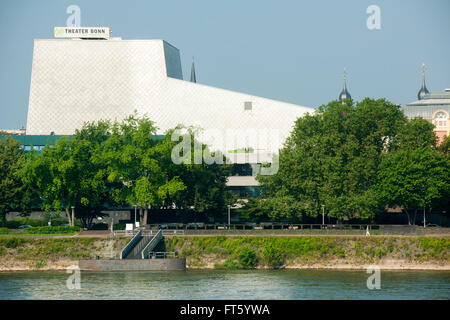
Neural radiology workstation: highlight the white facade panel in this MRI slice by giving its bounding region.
[27,38,314,156]
[226,176,259,187]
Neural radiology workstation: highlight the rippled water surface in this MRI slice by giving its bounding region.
[0,269,448,299]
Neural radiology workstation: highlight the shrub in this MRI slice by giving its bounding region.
[262,243,284,268]
[113,223,126,230]
[0,227,10,234]
[215,236,226,243]
[35,259,47,269]
[25,226,80,234]
[6,220,22,229]
[6,217,72,228]
[47,218,69,226]
[333,245,346,258]
[237,246,257,269]
[5,238,24,248]
[6,218,47,228]
[214,258,240,270]
[223,258,241,269]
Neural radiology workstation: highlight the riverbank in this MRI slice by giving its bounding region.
[165,236,450,271]
[0,237,127,271]
[0,236,449,271]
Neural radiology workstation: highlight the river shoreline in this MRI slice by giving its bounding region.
[1,260,449,272]
[1,236,448,272]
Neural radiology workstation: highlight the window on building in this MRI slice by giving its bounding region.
[231,163,253,176]
[434,112,448,129]
[244,101,252,111]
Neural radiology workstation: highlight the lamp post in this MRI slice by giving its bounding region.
[321,204,325,226]
[227,205,231,227]
[423,206,426,228]
[423,178,429,228]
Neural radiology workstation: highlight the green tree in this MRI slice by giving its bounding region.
[19,121,112,228]
[234,197,268,223]
[103,114,186,225]
[161,127,234,222]
[377,147,450,224]
[258,98,406,222]
[392,117,437,151]
[0,138,36,226]
[438,134,450,156]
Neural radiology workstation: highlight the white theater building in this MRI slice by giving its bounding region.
[26,27,314,196]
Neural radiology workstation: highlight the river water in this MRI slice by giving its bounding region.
[0,269,448,300]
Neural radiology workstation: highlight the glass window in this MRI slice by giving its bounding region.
[434,112,448,129]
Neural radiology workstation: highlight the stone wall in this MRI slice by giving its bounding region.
[79,258,186,271]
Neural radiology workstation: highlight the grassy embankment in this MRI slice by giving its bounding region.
[165,236,450,270]
[0,235,448,271]
[0,226,80,237]
[0,237,128,270]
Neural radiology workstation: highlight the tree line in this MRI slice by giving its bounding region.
[251,98,449,224]
[0,114,234,228]
[1,99,449,227]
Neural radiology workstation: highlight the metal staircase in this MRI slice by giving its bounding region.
[120,230,163,259]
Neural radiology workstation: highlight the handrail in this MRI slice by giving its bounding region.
[144,223,386,230]
[160,230,185,235]
[147,251,177,259]
[141,230,163,259]
[120,230,142,259]
[114,229,184,236]
[111,224,443,236]
[131,235,152,258]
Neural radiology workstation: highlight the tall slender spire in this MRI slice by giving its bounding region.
[343,67,348,90]
[190,57,196,83]
[417,62,429,100]
[339,67,351,102]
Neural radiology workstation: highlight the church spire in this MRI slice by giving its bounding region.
[339,67,351,103]
[417,62,429,100]
[190,57,196,83]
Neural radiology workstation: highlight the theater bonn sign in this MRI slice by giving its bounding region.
[54,27,110,39]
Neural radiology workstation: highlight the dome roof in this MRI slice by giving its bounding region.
[417,77,429,100]
[339,86,351,102]
[417,62,430,100]
[339,71,351,102]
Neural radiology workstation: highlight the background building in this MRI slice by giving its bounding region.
[402,65,450,144]
[23,31,314,197]
[26,37,313,150]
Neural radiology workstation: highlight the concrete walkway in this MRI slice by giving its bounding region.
[2,229,449,239]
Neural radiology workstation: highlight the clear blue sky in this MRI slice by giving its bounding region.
[0,0,449,129]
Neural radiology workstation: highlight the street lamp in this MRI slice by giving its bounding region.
[227,205,231,226]
[321,204,325,226]
[423,206,426,228]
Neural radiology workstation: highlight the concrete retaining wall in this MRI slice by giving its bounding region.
[79,258,186,271]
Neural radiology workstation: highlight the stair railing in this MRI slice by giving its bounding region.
[141,230,163,259]
[120,230,142,259]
